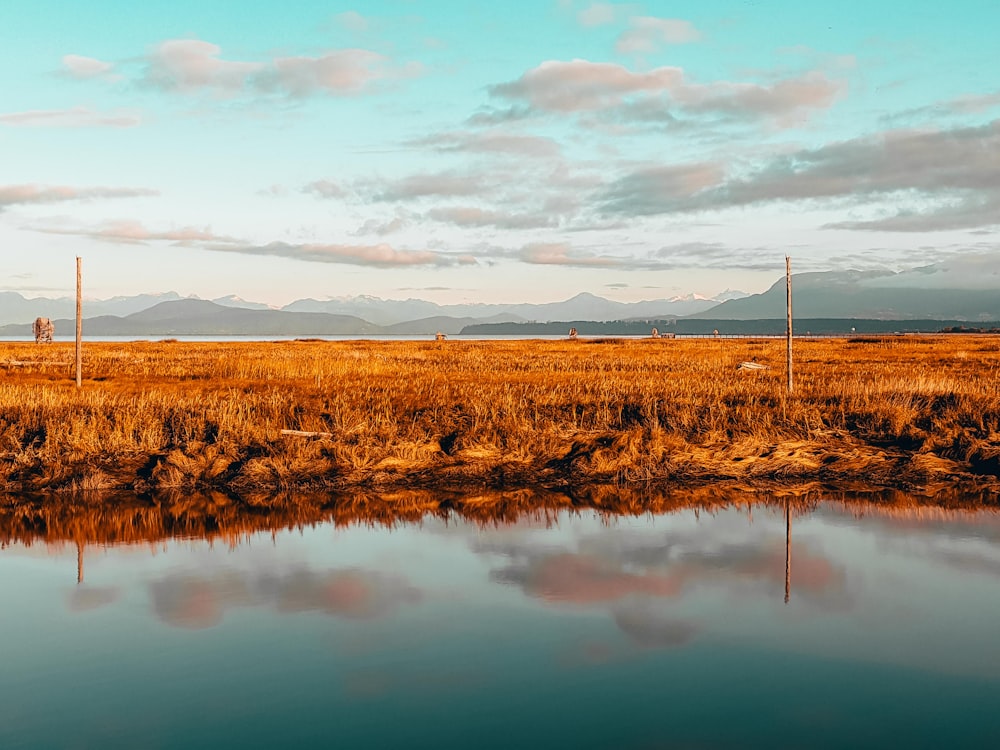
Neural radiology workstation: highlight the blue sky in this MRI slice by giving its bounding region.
[1,0,998,305]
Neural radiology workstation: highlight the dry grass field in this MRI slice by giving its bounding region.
[1,336,999,497]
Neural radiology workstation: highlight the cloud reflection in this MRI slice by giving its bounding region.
[149,568,420,629]
[68,586,121,613]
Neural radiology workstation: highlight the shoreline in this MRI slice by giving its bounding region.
[5,484,1000,548]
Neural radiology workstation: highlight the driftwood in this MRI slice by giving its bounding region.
[280,429,334,439]
[33,317,54,344]
[737,361,769,371]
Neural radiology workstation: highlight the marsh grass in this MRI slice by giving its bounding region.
[0,337,999,494]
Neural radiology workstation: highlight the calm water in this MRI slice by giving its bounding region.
[3,499,1000,749]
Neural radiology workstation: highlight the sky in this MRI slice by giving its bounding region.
[1,0,998,306]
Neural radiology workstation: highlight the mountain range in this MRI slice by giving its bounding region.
[0,291,728,335]
[2,255,999,336]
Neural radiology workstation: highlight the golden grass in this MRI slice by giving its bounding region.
[0,336,999,495]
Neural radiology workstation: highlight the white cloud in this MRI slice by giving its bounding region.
[204,241,476,267]
[26,219,239,245]
[488,59,843,126]
[0,185,158,211]
[616,17,701,54]
[135,38,420,98]
[61,54,115,80]
[578,2,620,27]
[519,242,622,267]
[302,180,346,199]
[335,11,370,32]
[0,107,140,128]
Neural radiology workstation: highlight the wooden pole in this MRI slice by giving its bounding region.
[75,257,82,388]
[785,255,793,394]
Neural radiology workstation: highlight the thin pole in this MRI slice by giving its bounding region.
[785,255,793,394]
[77,541,84,585]
[75,257,82,388]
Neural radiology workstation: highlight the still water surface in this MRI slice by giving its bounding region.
[3,499,1000,749]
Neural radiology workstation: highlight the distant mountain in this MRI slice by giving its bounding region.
[211,295,273,310]
[0,289,730,330]
[0,291,187,325]
[0,299,383,336]
[281,292,720,325]
[690,267,1000,321]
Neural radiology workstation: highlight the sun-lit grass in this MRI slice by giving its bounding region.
[0,336,999,493]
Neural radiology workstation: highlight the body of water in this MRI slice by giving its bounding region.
[2,498,999,748]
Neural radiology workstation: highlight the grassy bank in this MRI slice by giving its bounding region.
[1,337,999,496]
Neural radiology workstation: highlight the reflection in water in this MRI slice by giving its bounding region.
[149,568,421,629]
[786,497,791,604]
[3,489,1000,748]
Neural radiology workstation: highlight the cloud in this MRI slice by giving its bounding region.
[351,213,410,236]
[653,242,783,272]
[601,162,725,215]
[137,38,419,98]
[490,60,682,113]
[428,207,557,230]
[26,219,240,246]
[519,242,623,267]
[616,17,701,54]
[303,179,346,199]
[335,10,370,32]
[258,50,420,97]
[204,240,477,268]
[61,54,115,80]
[578,2,621,27]
[825,196,1000,233]
[374,170,487,201]
[886,90,1000,125]
[0,107,141,128]
[487,60,842,126]
[0,184,158,211]
[25,216,472,267]
[142,39,262,94]
[600,119,1000,230]
[411,131,562,158]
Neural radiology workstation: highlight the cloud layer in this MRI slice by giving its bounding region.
[600,118,1000,231]
[487,60,843,126]
[0,185,157,211]
[133,38,420,98]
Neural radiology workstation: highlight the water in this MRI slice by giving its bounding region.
[2,497,1000,749]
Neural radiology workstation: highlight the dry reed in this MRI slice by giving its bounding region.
[0,337,998,496]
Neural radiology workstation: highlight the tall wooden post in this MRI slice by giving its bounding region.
[785,256,793,394]
[75,256,82,388]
